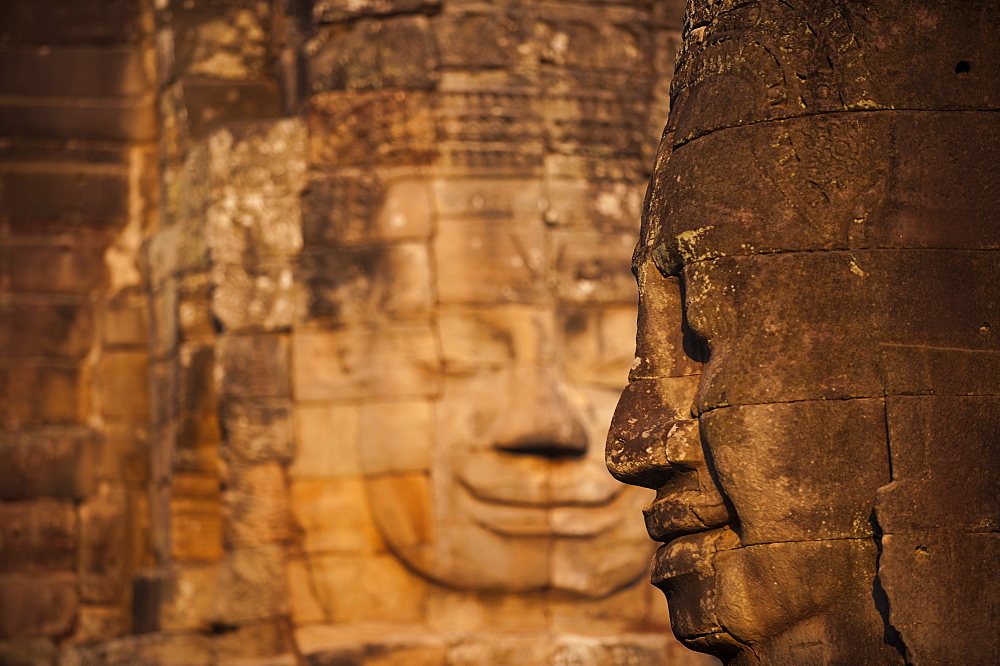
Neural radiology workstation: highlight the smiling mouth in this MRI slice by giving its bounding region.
[459,476,628,538]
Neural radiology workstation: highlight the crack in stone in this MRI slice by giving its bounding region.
[673,107,1000,151]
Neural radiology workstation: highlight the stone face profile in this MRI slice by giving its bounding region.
[608,1,1000,664]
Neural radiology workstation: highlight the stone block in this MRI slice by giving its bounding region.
[0,574,77,638]
[559,305,636,389]
[218,334,291,399]
[202,120,308,196]
[431,177,543,224]
[877,395,1000,534]
[434,13,524,69]
[0,430,97,500]
[548,583,654,636]
[307,16,438,92]
[213,620,294,663]
[170,473,223,563]
[437,305,559,375]
[552,230,636,305]
[293,327,440,401]
[679,250,1000,412]
[0,499,77,573]
[0,0,146,44]
[357,399,432,474]
[93,422,147,485]
[0,638,57,666]
[97,350,150,420]
[711,539,895,657]
[445,633,555,665]
[433,218,545,304]
[0,364,84,428]
[176,275,216,343]
[542,178,644,232]
[159,564,218,632]
[0,166,128,227]
[214,545,290,624]
[669,1,1000,145]
[79,486,127,604]
[299,243,432,326]
[221,400,295,463]
[211,265,297,333]
[65,632,215,665]
[0,46,151,98]
[703,399,890,545]
[148,360,178,432]
[307,91,435,169]
[149,284,179,359]
[286,557,325,624]
[290,478,383,554]
[365,473,433,550]
[0,98,156,143]
[68,605,125,645]
[103,290,149,348]
[424,588,548,635]
[312,0,440,22]
[297,624,445,666]
[879,532,1000,665]
[303,553,427,624]
[224,463,294,547]
[167,5,269,81]
[295,169,452,245]
[169,80,283,140]
[204,194,301,267]
[291,403,361,478]
[6,241,105,294]
[2,301,93,360]
[374,179,434,241]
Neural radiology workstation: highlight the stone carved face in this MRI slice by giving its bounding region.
[358,176,655,597]
[607,1,1000,661]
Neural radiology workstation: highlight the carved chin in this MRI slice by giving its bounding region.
[366,477,654,597]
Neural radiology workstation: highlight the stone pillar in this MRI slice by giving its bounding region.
[0,1,158,663]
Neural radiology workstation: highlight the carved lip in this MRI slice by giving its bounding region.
[458,475,627,538]
[464,494,625,538]
[456,453,623,509]
[642,492,728,543]
[650,528,727,585]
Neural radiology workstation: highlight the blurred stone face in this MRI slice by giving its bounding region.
[608,0,1000,662]
[361,176,655,597]
[291,0,689,633]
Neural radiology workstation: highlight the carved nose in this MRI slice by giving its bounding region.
[493,366,588,458]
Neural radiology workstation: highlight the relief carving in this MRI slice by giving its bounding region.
[608,1,1000,663]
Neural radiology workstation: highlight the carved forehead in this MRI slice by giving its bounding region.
[639,112,1000,275]
[671,0,1000,146]
[639,0,1000,276]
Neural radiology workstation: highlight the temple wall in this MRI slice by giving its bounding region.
[0,1,718,664]
[0,1,159,662]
